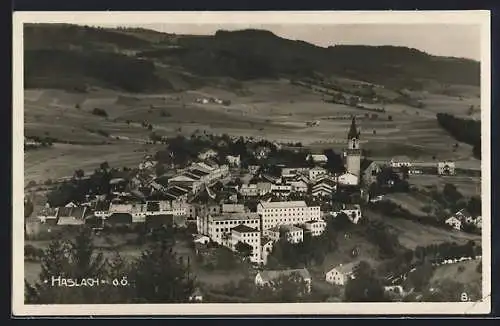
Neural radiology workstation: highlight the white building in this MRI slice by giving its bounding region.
[231,224,262,263]
[257,201,321,230]
[264,224,304,244]
[331,204,362,224]
[281,167,310,178]
[325,262,357,286]
[303,219,327,237]
[240,184,259,197]
[193,234,210,245]
[261,237,274,265]
[206,212,261,245]
[445,216,462,230]
[337,172,359,186]
[308,167,328,181]
[390,156,413,168]
[438,161,456,175]
[271,184,292,195]
[226,155,241,168]
[256,182,273,196]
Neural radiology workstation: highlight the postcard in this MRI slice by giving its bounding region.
[12,10,491,316]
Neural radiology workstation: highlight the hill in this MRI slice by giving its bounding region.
[24,24,480,93]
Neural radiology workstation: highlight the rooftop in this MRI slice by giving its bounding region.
[259,201,308,209]
[268,224,303,233]
[211,212,260,221]
[329,262,358,275]
[232,224,259,233]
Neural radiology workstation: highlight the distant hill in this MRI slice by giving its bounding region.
[24,24,480,93]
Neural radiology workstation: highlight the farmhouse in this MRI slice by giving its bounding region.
[255,268,312,293]
[325,262,357,286]
[445,216,462,230]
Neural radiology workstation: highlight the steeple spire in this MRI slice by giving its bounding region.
[347,117,359,140]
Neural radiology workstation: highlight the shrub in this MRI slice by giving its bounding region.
[92,108,108,118]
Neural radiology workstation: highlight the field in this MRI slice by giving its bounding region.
[430,258,482,285]
[24,78,481,186]
[367,210,480,250]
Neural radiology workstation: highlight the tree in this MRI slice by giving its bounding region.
[344,261,387,302]
[100,161,110,171]
[388,115,393,121]
[443,183,463,204]
[407,261,434,291]
[235,241,253,261]
[129,240,195,303]
[74,169,85,180]
[467,196,481,216]
[256,273,310,303]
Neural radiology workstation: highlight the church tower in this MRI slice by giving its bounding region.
[345,117,361,179]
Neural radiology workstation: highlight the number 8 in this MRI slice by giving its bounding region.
[461,292,469,302]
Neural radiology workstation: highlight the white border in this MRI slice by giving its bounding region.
[12,11,491,316]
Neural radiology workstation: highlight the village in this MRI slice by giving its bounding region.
[25,117,482,302]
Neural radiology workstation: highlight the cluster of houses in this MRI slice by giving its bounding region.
[389,156,456,176]
[195,97,230,106]
[445,208,482,231]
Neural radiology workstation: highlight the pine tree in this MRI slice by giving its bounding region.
[129,239,195,303]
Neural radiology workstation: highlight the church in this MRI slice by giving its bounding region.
[338,117,362,186]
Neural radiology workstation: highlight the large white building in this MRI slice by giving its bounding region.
[240,184,259,197]
[205,212,261,245]
[257,201,321,230]
[230,224,262,263]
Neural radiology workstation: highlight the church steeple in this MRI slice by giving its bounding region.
[347,117,360,140]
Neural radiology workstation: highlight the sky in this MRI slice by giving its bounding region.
[132,23,481,61]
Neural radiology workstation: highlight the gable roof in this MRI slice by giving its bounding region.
[232,224,258,233]
[328,262,358,275]
[361,159,375,172]
[258,268,311,283]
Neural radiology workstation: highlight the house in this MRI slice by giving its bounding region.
[198,149,218,160]
[281,167,310,178]
[289,180,308,193]
[325,262,357,286]
[331,204,362,224]
[56,206,89,226]
[226,155,241,168]
[308,167,328,181]
[337,172,359,186]
[271,184,292,197]
[306,154,328,165]
[303,219,327,237]
[361,160,380,186]
[438,161,456,175]
[193,234,210,245]
[254,146,271,160]
[189,288,204,302]
[264,224,304,244]
[261,237,274,265]
[255,268,312,293]
[445,216,462,230]
[311,178,337,198]
[257,200,321,230]
[256,182,273,196]
[106,212,133,226]
[231,224,262,263]
[37,207,58,224]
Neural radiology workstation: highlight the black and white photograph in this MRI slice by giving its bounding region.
[13,11,491,315]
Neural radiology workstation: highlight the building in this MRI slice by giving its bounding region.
[189,288,204,303]
[311,178,337,197]
[222,203,247,213]
[248,165,260,175]
[264,224,304,244]
[344,117,362,180]
[256,182,273,196]
[308,167,328,181]
[55,206,89,226]
[389,156,412,168]
[198,149,218,160]
[289,180,308,193]
[281,167,310,179]
[254,146,271,160]
[306,154,328,165]
[226,155,241,168]
[240,184,259,197]
[303,219,327,237]
[445,216,462,230]
[438,161,456,175]
[337,172,359,187]
[231,224,262,263]
[261,237,274,265]
[255,268,312,293]
[325,262,357,286]
[271,184,292,196]
[206,212,261,245]
[331,204,362,224]
[257,201,321,230]
[361,160,381,186]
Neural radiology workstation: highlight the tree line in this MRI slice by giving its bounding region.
[436,113,481,159]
